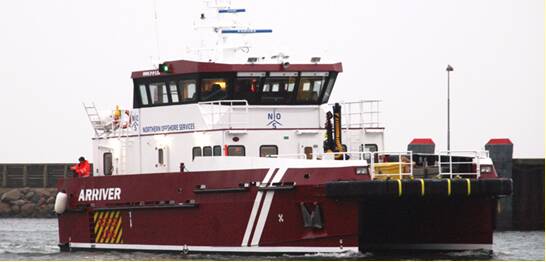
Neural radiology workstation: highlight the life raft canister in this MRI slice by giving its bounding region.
[54,192,68,214]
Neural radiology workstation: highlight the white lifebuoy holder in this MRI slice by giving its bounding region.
[54,192,68,214]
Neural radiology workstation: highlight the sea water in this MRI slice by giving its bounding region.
[0,219,543,260]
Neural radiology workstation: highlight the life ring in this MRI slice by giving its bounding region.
[121,110,132,129]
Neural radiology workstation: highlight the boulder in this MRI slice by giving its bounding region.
[20,187,30,194]
[25,191,35,200]
[47,197,55,204]
[12,199,26,206]
[31,194,41,203]
[11,205,20,213]
[35,188,52,198]
[37,206,50,217]
[0,202,10,215]
[1,189,22,202]
[37,197,46,207]
[20,203,35,215]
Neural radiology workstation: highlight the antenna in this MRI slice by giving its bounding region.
[153,0,161,64]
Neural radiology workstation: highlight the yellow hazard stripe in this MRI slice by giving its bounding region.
[102,211,119,243]
[95,212,108,243]
[110,216,122,244]
[97,211,113,243]
[447,179,451,196]
[419,179,425,196]
[396,179,402,197]
[466,178,471,196]
[109,212,122,244]
[94,211,105,234]
[116,229,123,244]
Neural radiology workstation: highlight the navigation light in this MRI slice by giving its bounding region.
[158,63,172,73]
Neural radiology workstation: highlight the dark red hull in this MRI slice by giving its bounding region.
[56,167,504,253]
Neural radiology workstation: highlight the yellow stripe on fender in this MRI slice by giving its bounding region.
[447,179,451,196]
[396,179,402,197]
[419,179,425,196]
[465,178,471,196]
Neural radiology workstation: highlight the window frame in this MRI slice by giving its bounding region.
[203,146,212,157]
[227,145,246,156]
[213,145,222,156]
[192,147,202,160]
[259,145,279,157]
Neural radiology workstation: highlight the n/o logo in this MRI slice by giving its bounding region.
[266,109,282,129]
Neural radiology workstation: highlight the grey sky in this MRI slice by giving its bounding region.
[0,0,543,162]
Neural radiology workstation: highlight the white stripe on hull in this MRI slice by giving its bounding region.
[361,243,492,251]
[241,168,276,246]
[69,242,358,253]
[251,167,287,246]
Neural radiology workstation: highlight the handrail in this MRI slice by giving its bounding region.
[198,100,249,129]
[437,150,487,179]
[328,100,382,128]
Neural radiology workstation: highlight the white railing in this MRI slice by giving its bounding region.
[329,100,382,128]
[437,150,488,179]
[198,100,249,129]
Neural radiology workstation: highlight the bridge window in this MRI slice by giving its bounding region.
[201,78,228,101]
[321,74,337,103]
[261,74,297,104]
[234,78,260,103]
[203,146,212,157]
[149,82,168,104]
[192,147,202,160]
[169,81,179,103]
[227,145,245,156]
[213,145,222,156]
[139,84,149,105]
[179,80,197,102]
[260,145,278,157]
[297,74,327,103]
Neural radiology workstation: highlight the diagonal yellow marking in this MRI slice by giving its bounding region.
[110,214,123,244]
[116,229,123,244]
[96,211,112,243]
[106,211,120,243]
[100,211,116,243]
[94,211,105,235]
[93,212,99,223]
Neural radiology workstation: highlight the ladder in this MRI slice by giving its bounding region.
[116,127,133,175]
[83,102,107,137]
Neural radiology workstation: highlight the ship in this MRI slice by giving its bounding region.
[54,1,512,254]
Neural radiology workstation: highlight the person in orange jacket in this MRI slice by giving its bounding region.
[70,156,91,177]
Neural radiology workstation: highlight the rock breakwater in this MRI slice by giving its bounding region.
[0,188,57,218]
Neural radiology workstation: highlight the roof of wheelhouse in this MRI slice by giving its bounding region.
[131,59,343,79]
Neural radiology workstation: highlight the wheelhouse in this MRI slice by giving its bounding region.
[131,60,342,108]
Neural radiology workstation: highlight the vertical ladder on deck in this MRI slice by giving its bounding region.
[116,113,133,175]
[83,102,104,137]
